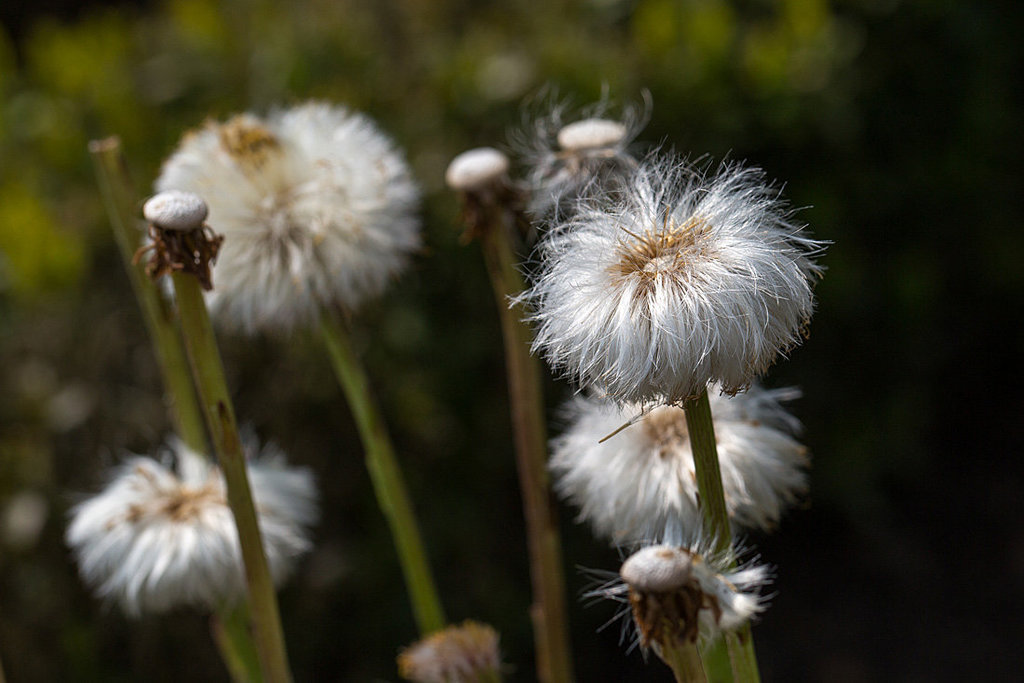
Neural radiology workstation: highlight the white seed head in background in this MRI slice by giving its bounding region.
[398,620,502,683]
[522,155,825,405]
[551,384,808,545]
[142,190,209,231]
[66,439,317,616]
[445,147,510,192]
[599,542,769,648]
[515,95,647,220]
[156,101,421,333]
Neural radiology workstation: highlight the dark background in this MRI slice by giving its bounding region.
[1,0,1021,680]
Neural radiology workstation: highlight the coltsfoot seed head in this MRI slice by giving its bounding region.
[556,118,629,151]
[398,620,502,683]
[142,190,208,231]
[620,544,694,593]
[523,155,825,404]
[515,96,646,220]
[445,147,510,192]
[155,101,421,333]
[551,384,808,544]
[609,541,769,647]
[66,438,317,616]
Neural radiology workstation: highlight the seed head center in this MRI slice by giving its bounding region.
[611,215,709,283]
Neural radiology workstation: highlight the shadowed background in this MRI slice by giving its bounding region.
[1,0,1021,680]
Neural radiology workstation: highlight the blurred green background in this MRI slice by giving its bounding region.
[1,0,1021,680]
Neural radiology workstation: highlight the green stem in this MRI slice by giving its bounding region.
[477,205,574,683]
[91,138,264,680]
[659,640,708,683]
[172,272,292,683]
[211,603,264,682]
[320,314,445,635]
[684,388,761,683]
[88,138,208,454]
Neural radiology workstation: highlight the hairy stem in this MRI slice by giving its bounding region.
[88,138,208,454]
[320,314,445,635]
[476,203,574,683]
[172,272,292,683]
[684,388,761,683]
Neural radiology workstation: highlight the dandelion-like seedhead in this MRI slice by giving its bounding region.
[397,620,502,683]
[66,439,317,616]
[591,542,768,650]
[515,95,647,220]
[523,156,825,405]
[551,384,808,544]
[156,101,421,333]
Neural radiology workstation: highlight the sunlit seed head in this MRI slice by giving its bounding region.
[445,147,510,192]
[142,190,208,231]
[522,155,826,404]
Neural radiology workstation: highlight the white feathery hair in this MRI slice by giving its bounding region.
[155,101,421,333]
[522,155,825,405]
[550,384,808,545]
[514,93,648,221]
[66,439,317,616]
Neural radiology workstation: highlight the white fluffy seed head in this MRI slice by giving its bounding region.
[66,438,317,616]
[620,544,693,592]
[523,155,825,405]
[398,620,502,683]
[155,101,421,333]
[514,95,648,220]
[550,384,808,544]
[557,118,628,151]
[445,147,510,191]
[142,190,208,231]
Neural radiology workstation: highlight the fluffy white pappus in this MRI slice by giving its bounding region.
[523,156,825,404]
[590,540,770,649]
[550,384,808,544]
[513,94,648,220]
[156,101,421,333]
[66,439,317,616]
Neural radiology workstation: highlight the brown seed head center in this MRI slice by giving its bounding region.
[610,215,711,285]
[642,406,690,458]
[219,117,280,168]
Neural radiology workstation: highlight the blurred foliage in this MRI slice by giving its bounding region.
[1,0,1022,681]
